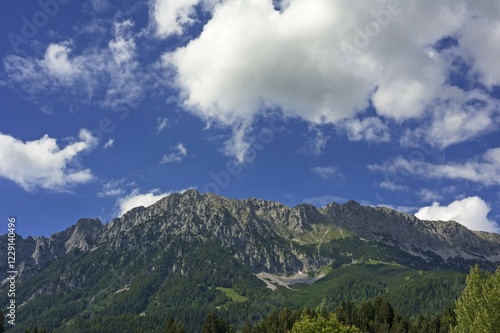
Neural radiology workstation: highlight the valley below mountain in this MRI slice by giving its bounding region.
[1,190,499,332]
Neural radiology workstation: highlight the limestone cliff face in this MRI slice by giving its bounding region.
[0,218,103,280]
[1,190,499,282]
[97,190,332,273]
[321,203,500,269]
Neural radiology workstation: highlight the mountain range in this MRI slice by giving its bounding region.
[1,190,499,332]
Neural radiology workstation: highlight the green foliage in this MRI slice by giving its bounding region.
[386,271,465,317]
[451,265,500,333]
[201,312,234,333]
[23,328,50,333]
[335,296,457,333]
[245,299,457,333]
[241,320,253,333]
[251,308,303,333]
[3,289,462,333]
[163,316,185,333]
[245,302,455,333]
[336,297,401,333]
[2,240,270,332]
[290,313,360,333]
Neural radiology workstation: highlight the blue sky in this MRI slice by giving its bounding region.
[1,0,499,237]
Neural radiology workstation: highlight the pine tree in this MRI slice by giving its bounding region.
[451,265,500,333]
[335,300,357,327]
[202,312,234,333]
[241,319,253,333]
[164,315,186,333]
[373,296,395,331]
[438,306,456,333]
[290,313,361,333]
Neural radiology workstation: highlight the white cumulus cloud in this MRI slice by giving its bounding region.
[0,129,97,191]
[162,0,500,161]
[116,189,171,216]
[415,196,500,233]
[460,10,500,88]
[4,0,500,164]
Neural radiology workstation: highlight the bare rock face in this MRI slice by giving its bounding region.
[322,203,500,269]
[3,218,102,281]
[27,218,103,265]
[1,190,499,282]
[95,190,332,273]
[65,218,103,252]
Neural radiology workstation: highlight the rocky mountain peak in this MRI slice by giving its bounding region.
[66,218,102,251]
[182,188,205,200]
[344,199,361,208]
[74,217,102,231]
[2,191,499,283]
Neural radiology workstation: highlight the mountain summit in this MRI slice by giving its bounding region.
[4,190,497,281]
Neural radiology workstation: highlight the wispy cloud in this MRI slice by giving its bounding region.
[340,117,390,143]
[311,166,343,180]
[160,142,187,164]
[379,181,408,192]
[156,117,169,133]
[97,179,127,198]
[368,147,500,187]
[400,89,499,148]
[103,138,114,149]
[299,127,328,158]
[3,20,153,109]
[87,0,113,13]
[417,188,443,202]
